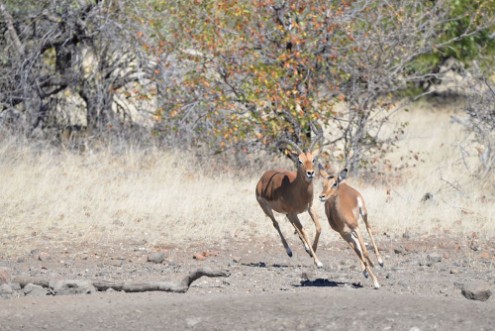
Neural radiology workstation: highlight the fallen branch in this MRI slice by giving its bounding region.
[13,268,230,294]
[93,268,230,293]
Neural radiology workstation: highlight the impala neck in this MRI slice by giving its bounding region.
[295,166,314,193]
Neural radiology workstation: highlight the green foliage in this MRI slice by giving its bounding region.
[412,0,495,75]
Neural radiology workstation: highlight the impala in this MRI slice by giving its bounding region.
[318,165,383,288]
[255,135,323,268]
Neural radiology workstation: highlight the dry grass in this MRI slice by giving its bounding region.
[0,141,265,256]
[1,102,494,257]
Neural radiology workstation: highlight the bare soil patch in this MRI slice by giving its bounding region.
[1,233,494,330]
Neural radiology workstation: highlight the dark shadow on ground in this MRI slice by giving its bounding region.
[296,278,363,288]
[241,262,290,268]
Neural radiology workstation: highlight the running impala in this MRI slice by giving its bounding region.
[318,165,383,288]
[255,135,323,268]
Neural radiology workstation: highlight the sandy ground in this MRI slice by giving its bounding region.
[1,233,494,330]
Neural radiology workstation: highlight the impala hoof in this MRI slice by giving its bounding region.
[363,270,369,279]
[286,248,293,257]
[316,261,323,268]
[374,283,381,289]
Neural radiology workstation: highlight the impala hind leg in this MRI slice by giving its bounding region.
[342,231,380,289]
[257,200,293,257]
[362,213,384,267]
[287,214,323,268]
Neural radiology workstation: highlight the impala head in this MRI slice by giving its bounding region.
[297,149,319,182]
[318,165,348,201]
[278,135,322,183]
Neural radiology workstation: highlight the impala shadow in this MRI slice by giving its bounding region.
[296,278,363,288]
[240,261,291,268]
[240,261,363,289]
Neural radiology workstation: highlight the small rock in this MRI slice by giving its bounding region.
[402,230,411,239]
[461,281,492,302]
[38,252,51,262]
[186,317,202,328]
[394,246,404,255]
[469,241,480,252]
[403,244,417,254]
[450,268,460,275]
[0,268,10,284]
[0,284,13,298]
[112,219,125,226]
[109,260,124,267]
[9,283,21,293]
[193,253,206,261]
[421,192,433,202]
[147,252,165,264]
[192,251,217,261]
[23,283,48,297]
[427,253,442,263]
[301,271,317,282]
[49,279,96,296]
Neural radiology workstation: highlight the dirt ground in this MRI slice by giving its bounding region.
[1,232,494,330]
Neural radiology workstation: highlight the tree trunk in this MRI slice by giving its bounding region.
[80,82,115,134]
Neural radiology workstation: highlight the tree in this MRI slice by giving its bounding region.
[1,0,494,174]
[145,0,495,172]
[463,79,495,178]
[0,0,147,137]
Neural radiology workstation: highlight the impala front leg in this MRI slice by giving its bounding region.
[308,206,322,253]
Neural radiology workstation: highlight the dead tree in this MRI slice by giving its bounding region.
[0,0,146,137]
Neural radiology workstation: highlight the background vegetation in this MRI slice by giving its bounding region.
[0,0,494,252]
[1,0,494,173]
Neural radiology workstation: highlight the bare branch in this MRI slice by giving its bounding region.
[0,1,24,55]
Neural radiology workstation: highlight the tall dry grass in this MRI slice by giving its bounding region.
[0,139,266,256]
[359,100,495,238]
[1,102,494,257]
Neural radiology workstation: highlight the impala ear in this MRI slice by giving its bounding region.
[318,163,328,178]
[289,152,299,163]
[338,168,348,182]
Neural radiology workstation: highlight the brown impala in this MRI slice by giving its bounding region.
[318,165,384,288]
[255,135,323,268]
